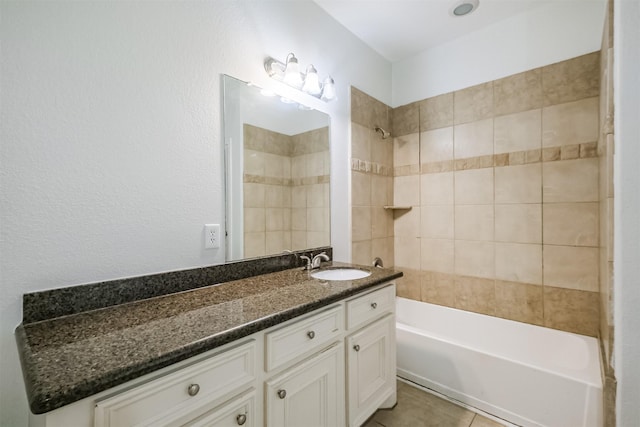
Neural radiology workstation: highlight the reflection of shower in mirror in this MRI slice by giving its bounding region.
[374,126,390,139]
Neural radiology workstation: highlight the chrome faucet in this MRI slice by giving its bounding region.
[311,252,330,269]
[299,252,330,270]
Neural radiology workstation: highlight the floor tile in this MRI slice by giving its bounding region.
[371,381,476,427]
[470,414,506,427]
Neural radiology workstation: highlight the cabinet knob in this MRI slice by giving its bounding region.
[187,383,200,396]
[307,330,316,339]
[277,389,287,399]
[353,344,360,352]
[236,414,247,425]
[371,302,377,309]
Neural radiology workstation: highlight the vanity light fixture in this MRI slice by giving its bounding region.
[264,53,337,102]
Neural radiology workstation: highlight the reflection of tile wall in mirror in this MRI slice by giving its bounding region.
[222,74,330,262]
[242,124,330,257]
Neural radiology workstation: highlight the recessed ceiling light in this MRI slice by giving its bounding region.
[451,0,479,17]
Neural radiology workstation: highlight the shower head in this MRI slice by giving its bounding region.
[374,126,390,139]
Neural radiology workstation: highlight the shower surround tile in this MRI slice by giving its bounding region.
[543,245,599,292]
[454,275,496,316]
[542,51,600,106]
[394,133,420,166]
[421,205,455,239]
[396,268,421,300]
[542,158,599,203]
[494,68,543,116]
[421,271,456,307]
[421,172,454,205]
[494,280,543,325]
[454,240,495,279]
[394,207,421,237]
[352,171,372,206]
[495,204,542,244]
[421,238,454,274]
[419,93,454,131]
[420,127,454,163]
[494,109,542,154]
[542,97,599,147]
[368,51,604,335]
[454,168,494,205]
[495,242,543,285]
[543,286,599,336]
[454,205,494,241]
[351,86,391,131]
[392,102,419,137]
[454,118,494,159]
[543,202,599,246]
[352,123,372,160]
[494,163,542,204]
[453,81,494,125]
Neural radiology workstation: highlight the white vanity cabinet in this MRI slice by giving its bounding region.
[346,285,397,427]
[29,282,396,427]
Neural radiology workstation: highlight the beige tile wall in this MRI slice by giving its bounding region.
[390,52,601,337]
[598,1,615,425]
[350,87,395,271]
[243,125,330,258]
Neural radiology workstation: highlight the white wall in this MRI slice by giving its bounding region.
[392,0,607,107]
[0,1,391,425]
[613,0,640,424]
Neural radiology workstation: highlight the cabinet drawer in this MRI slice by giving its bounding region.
[265,305,343,371]
[178,389,256,427]
[346,284,395,330]
[94,341,256,427]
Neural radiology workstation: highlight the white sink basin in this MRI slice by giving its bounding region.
[311,268,371,281]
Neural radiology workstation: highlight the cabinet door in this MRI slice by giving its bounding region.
[347,314,395,427]
[266,342,344,427]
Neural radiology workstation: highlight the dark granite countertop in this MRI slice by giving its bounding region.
[16,262,402,414]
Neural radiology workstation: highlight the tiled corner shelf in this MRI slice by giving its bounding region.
[383,206,412,211]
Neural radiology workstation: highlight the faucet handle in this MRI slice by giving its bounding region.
[299,255,312,270]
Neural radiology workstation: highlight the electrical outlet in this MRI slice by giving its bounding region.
[204,224,220,249]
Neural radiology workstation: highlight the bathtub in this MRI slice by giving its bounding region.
[396,297,602,427]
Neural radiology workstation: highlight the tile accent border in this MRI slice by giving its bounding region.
[350,158,393,176]
[391,141,599,177]
[244,173,329,186]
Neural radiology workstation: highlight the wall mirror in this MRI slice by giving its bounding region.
[222,74,331,261]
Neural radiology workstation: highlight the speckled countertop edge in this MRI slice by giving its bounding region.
[16,262,402,414]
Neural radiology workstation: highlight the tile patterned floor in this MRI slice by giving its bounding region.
[363,381,506,427]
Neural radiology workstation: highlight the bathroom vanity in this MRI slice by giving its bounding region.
[16,255,401,427]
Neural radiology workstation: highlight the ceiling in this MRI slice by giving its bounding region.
[313,0,560,62]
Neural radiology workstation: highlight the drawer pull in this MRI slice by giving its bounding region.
[307,330,316,339]
[277,389,287,399]
[353,344,360,352]
[371,302,378,309]
[236,414,247,425]
[187,383,200,396]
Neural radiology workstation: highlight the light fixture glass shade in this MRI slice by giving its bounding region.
[302,65,322,95]
[283,53,304,88]
[320,76,336,101]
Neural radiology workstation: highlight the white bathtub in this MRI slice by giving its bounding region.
[396,297,602,427]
